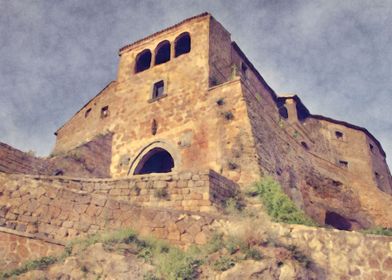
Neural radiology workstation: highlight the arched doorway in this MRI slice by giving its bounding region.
[133,148,174,175]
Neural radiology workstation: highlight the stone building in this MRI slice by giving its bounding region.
[3,13,391,230]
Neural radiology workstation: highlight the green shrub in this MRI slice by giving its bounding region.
[224,235,246,255]
[202,233,224,254]
[250,177,316,226]
[154,247,200,280]
[0,256,58,279]
[244,248,263,260]
[361,227,392,236]
[212,256,235,271]
[143,272,159,280]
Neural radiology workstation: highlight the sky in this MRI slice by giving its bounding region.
[0,0,391,167]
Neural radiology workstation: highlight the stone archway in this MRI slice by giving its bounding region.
[128,141,180,176]
[133,148,174,175]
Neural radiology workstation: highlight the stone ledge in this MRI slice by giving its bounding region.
[0,226,66,246]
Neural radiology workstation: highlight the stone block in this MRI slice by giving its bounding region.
[109,188,123,196]
[179,172,192,180]
[91,195,107,207]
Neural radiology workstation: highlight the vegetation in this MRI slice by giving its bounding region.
[0,256,57,279]
[361,227,392,237]
[1,226,313,279]
[212,256,235,271]
[248,177,316,226]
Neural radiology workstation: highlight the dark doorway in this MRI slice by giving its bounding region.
[134,148,174,175]
[325,211,352,230]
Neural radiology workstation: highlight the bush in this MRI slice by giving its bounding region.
[250,177,316,226]
[155,248,200,280]
[0,256,58,278]
[244,248,263,260]
[212,256,235,271]
[202,233,224,254]
[361,227,392,236]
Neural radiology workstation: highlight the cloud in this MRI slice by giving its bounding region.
[0,0,391,169]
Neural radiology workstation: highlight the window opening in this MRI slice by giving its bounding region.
[155,41,171,65]
[85,108,91,118]
[101,106,109,118]
[175,32,191,57]
[152,81,164,99]
[335,131,344,139]
[338,160,348,168]
[135,49,152,73]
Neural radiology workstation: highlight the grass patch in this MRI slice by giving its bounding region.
[361,227,392,236]
[248,177,316,226]
[212,256,235,271]
[0,256,58,279]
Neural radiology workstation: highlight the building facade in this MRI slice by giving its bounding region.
[53,13,392,228]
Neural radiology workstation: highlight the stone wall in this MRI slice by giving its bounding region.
[0,171,236,244]
[269,223,392,279]
[0,142,47,175]
[0,133,112,178]
[0,228,64,270]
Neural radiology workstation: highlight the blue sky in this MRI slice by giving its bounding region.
[0,0,391,168]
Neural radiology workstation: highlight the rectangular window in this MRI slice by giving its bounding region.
[338,160,348,168]
[101,106,109,118]
[152,80,164,99]
[370,143,374,152]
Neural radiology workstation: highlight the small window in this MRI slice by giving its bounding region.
[301,141,309,150]
[335,131,344,139]
[85,108,91,118]
[101,106,109,118]
[370,143,374,152]
[241,62,248,75]
[338,160,348,168]
[152,81,164,99]
[135,49,152,73]
[174,32,191,57]
[155,40,171,65]
[278,106,289,119]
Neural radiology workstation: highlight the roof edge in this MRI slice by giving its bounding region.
[277,95,386,157]
[118,12,210,55]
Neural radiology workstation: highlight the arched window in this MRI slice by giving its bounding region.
[155,40,171,65]
[135,49,152,73]
[134,148,174,175]
[174,32,191,57]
